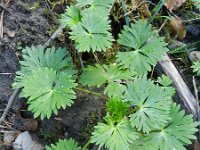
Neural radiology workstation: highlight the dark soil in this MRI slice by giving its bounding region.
[0,0,51,105]
[0,0,105,149]
[0,0,200,150]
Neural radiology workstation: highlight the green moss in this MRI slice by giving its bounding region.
[29,1,41,11]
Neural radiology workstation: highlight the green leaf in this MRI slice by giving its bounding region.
[91,116,139,150]
[76,0,114,15]
[22,68,77,119]
[70,12,114,52]
[130,103,199,150]
[117,20,168,75]
[124,76,172,133]
[14,45,75,88]
[60,5,82,28]
[80,64,133,86]
[157,75,176,98]
[157,75,173,87]
[21,45,73,72]
[165,103,199,144]
[192,0,200,10]
[80,64,107,87]
[80,64,134,98]
[192,61,200,76]
[104,82,126,98]
[106,98,129,122]
[46,138,80,150]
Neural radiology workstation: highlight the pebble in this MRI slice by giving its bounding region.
[189,51,200,62]
[3,131,18,144]
[13,131,44,150]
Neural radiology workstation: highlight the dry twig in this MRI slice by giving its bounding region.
[0,0,11,38]
[0,88,20,125]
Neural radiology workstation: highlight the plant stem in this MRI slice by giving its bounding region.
[44,25,66,48]
[120,0,130,26]
[75,87,107,100]
[82,138,92,150]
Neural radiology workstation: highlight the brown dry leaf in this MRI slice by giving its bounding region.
[168,16,186,40]
[165,0,186,12]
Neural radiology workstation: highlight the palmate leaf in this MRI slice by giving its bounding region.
[76,0,114,15]
[14,45,75,88]
[192,61,200,76]
[130,103,199,150]
[46,138,80,150]
[70,12,114,52]
[80,64,134,98]
[91,116,139,150]
[157,75,173,87]
[104,82,126,98]
[60,5,82,28]
[157,75,176,98]
[117,20,169,75]
[20,45,73,72]
[123,76,172,133]
[22,68,77,119]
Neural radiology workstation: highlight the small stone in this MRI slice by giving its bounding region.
[189,51,200,62]
[186,25,200,39]
[6,29,16,37]
[13,131,44,150]
[168,40,184,50]
[3,131,18,144]
[64,132,69,138]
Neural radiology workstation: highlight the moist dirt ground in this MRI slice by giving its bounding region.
[0,0,200,150]
[0,1,105,149]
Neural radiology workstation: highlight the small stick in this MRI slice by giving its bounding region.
[0,73,15,75]
[0,88,20,125]
[0,0,11,38]
[193,76,199,102]
[158,19,168,32]
[77,51,84,69]
[43,25,65,48]
[0,11,4,39]
[93,53,100,64]
[192,76,200,142]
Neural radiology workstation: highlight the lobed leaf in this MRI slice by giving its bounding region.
[192,61,200,76]
[157,75,173,87]
[91,117,139,150]
[123,76,172,133]
[22,68,77,119]
[80,64,134,98]
[117,20,168,75]
[70,13,114,52]
[14,45,75,88]
[46,138,80,150]
[104,82,126,98]
[130,103,199,150]
[76,0,114,15]
[60,5,82,28]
